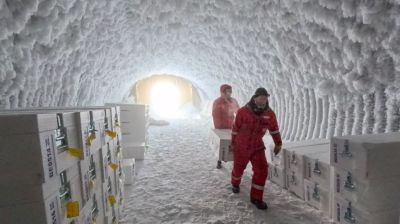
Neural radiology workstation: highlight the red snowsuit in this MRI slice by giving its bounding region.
[212,84,240,129]
[231,105,282,201]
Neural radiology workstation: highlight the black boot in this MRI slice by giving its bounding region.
[250,198,268,210]
[216,160,222,169]
[232,185,240,194]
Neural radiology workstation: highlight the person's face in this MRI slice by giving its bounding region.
[254,95,268,108]
[224,88,232,98]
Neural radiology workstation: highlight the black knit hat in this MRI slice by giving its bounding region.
[254,87,270,97]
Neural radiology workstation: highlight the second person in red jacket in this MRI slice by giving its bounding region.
[212,84,240,129]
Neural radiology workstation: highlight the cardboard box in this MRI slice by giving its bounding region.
[334,166,400,212]
[286,169,305,199]
[123,143,146,160]
[79,149,103,207]
[0,153,81,207]
[100,143,117,184]
[267,138,329,168]
[286,144,330,174]
[269,164,287,189]
[304,151,331,188]
[331,132,400,180]
[333,195,399,224]
[209,129,233,162]
[304,178,331,218]
[0,191,61,224]
[0,113,57,134]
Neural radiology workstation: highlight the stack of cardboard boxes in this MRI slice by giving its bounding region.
[265,132,400,223]
[331,133,400,224]
[0,106,124,223]
[106,103,149,185]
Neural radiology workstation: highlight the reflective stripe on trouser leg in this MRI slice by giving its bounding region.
[231,160,246,186]
[252,183,264,190]
[231,148,249,187]
[250,184,265,201]
[270,130,280,135]
[231,175,242,187]
[232,175,242,181]
[250,149,268,200]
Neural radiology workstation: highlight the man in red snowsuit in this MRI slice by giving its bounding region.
[212,84,240,129]
[230,87,282,210]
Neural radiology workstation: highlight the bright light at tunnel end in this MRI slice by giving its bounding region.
[150,82,182,119]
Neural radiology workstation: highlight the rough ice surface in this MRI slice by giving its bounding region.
[1,0,400,139]
[121,118,331,224]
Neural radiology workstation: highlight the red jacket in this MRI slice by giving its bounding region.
[232,105,282,150]
[212,97,240,129]
[212,84,240,129]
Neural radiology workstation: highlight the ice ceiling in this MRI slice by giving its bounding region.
[1,0,400,140]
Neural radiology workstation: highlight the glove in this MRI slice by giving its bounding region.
[274,144,282,155]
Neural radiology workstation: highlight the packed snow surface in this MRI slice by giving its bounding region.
[120,118,331,224]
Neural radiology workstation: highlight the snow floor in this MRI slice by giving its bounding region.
[120,118,332,224]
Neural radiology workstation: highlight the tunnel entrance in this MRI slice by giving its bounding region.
[133,74,202,119]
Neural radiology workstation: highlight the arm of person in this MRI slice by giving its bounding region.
[212,100,223,129]
[234,99,240,112]
[268,111,282,155]
[231,109,243,150]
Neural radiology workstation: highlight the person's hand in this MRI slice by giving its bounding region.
[229,144,234,152]
[274,144,282,155]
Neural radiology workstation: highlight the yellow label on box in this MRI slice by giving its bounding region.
[68,148,82,157]
[108,195,116,206]
[87,133,96,146]
[89,179,96,189]
[87,136,92,146]
[106,130,117,139]
[66,201,79,218]
[109,163,118,171]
